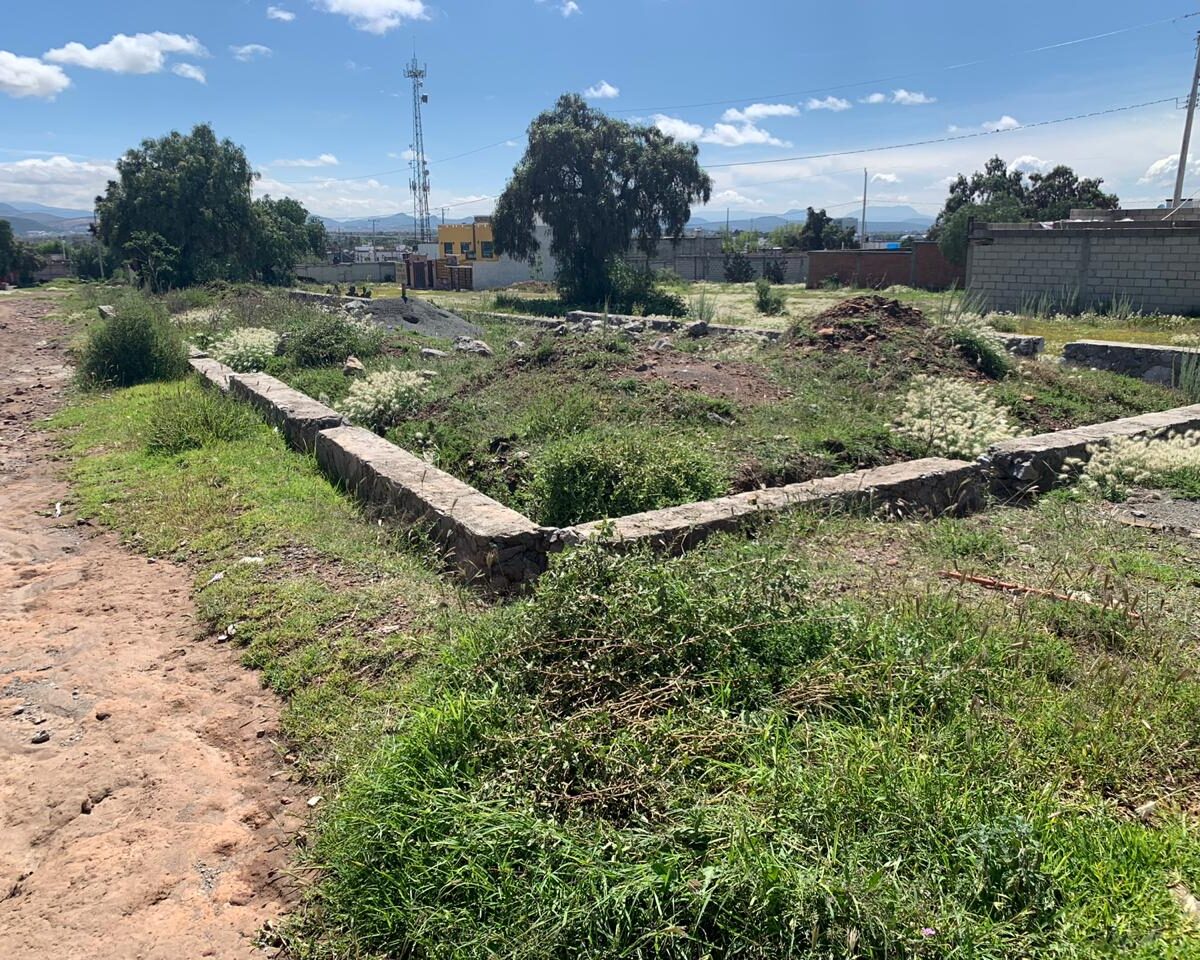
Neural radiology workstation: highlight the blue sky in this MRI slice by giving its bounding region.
[3,1,1200,220]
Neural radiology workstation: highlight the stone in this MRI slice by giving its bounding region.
[507,339,526,350]
[343,356,366,377]
[31,730,49,744]
[684,320,709,338]
[994,333,1044,357]
[1063,340,1199,385]
[228,372,346,452]
[454,336,494,357]
[420,347,448,359]
[97,305,116,321]
[653,338,673,351]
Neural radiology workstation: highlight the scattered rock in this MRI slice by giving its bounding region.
[30,730,49,745]
[420,347,448,359]
[453,336,494,357]
[12,705,25,716]
[653,337,673,351]
[342,355,366,377]
[95,710,111,721]
[507,339,526,350]
[684,320,709,338]
[417,369,438,381]
[307,795,323,808]
[97,305,116,321]
[553,324,570,336]
[205,571,224,587]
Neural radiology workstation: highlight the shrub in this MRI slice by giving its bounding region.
[605,260,687,317]
[895,375,1020,459]
[688,287,717,323]
[77,295,188,388]
[341,369,428,432]
[526,429,724,526]
[1064,430,1200,501]
[1175,351,1200,403]
[209,327,280,372]
[761,257,787,284]
[287,309,383,367]
[947,325,1011,379]
[723,250,755,283]
[145,383,258,455]
[754,277,785,316]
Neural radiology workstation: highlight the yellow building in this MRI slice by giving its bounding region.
[437,216,498,261]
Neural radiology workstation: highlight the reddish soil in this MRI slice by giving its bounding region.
[629,355,787,404]
[0,294,305,959]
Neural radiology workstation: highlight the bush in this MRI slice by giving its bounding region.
[723,250,755,283]
[287,309,383,367]
[210,327,280,372]
[688,287,718,323]
[341,369,428,432]
[761,257,787,284]
[526,429,724,526]
[145,382,258,455]
[605,260,687,317]
[1064,429,1200,501]
[77,295,188,388]
[754,278,785,316]
[947,326,1011,379]
[895,375,1020,459]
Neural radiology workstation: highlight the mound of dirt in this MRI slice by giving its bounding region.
[792,295,971,374]
[367,297,483,340]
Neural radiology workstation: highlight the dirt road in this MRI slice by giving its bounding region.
[0,294,303,959]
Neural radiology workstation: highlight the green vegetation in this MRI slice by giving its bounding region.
[76,292,188,387]
[95,123,326,290]
[47,307,1200,957]
[526,429,724,526]
[145,383,259,455]
[493,94,711,306]
[0,217,45,286]
[754,277,785,315]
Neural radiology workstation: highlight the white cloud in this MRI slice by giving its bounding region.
[652,114,704,140]
[652,113,788,147]
[862,89,935,106]
[1010,155,1051,174]
[172,63,206,84]
[710,188,765,207]
[721,103,799,123]
[267,5,296,21]
[983,115,1021,131]
[503,139,519,148]
[891,89,936,106]
[274,153,340,167]
[584,80,619,100]
[44,33,207,75]
[314,0,429,34]
[871,172,900,184]
[806,96,851,112]
[0,155,115,208]
[231,44,272,61]
[1138,154,1200,184]
[0,51,70,100]
[536,0,580,16]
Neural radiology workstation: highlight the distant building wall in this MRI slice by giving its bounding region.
[967,212,1200,314]
[806,242,961,290]
[295,261,397,284]
[625,252,809,283]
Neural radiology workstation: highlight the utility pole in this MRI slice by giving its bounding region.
[1175,30,1200,207]
[404,54,433,242]
[861,168,869,245]
[369,218,379,260]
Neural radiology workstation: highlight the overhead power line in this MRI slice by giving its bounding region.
[703,97,1179,169]
[612,12,1200,115]
[274,12,1196,188]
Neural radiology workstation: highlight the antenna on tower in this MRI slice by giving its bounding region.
[404,54,433,243]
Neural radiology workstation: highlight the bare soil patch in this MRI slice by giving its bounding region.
[629,354,787,405]
[0,295,303,959]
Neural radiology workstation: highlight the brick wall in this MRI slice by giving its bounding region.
[806,242,962,291]
[967,218,1200,315]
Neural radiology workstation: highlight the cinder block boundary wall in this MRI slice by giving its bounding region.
[1063,340,1199,385]
[967,215,1200,315]
[188,352,1200,589]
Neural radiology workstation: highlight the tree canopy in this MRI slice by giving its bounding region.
[0,219,45,286]
[493,94,712,305]
[769,208,859,251]
[932,156,1119,265]
[95,123,325,290]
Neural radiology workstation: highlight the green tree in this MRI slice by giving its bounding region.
[0,219,45,286]
[250,196,325,286]
[0,219,17,279]
[931,155,1119,264]
[769,209,858,251]
[493,94,712,305]
[96,123,256,287]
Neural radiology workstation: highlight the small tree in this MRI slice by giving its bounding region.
[769,209,857,251]
[723,250,756,283]
[494,95,711,306]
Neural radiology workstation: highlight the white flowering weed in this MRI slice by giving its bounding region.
[211,327,280,372]
[1063,430,1200,500]
[895,376,1020,459]
[342,369,428,431]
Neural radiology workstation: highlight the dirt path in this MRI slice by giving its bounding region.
[0,294,304,959]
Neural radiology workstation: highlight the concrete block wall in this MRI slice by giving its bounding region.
[968,220,1200,315]
[1062,340,1199,385]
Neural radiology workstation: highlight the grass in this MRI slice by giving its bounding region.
[46,345,1200,958]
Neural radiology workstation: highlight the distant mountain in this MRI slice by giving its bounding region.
[688,205,934,235]
[0,200,95,236]
[7,201,94,220]
[319,211,475,233]
[0,213,56,236]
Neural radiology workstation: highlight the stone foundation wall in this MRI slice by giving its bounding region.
[227,372,345,451]
[1062,340,1199,385]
